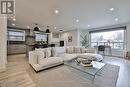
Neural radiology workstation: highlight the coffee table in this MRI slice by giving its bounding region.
[64,59,106,81]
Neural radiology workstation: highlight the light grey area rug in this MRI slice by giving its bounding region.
[28,65,94,87]
[93,64,120,87]
[27,64,119,87]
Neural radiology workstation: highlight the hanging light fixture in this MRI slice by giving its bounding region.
[46,26,51,33]
[33,23,40,32]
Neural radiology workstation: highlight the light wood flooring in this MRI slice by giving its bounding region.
[0,54,130,87]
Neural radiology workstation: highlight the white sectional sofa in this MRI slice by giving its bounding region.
[29,48,63,72]
[29,46,103,72]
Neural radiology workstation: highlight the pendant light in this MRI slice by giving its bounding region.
[46,26,50,33]
[33,23,40,32]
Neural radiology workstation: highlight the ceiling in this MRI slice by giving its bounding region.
[7,0,130,32]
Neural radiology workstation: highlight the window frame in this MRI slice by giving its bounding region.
[8,29,25,41]
[90,27,126,50]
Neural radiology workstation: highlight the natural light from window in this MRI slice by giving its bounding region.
[91,30,124,50]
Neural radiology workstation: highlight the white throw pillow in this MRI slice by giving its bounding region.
[45,48,52,58]
[80,47,86,53]
[66,47,69,53]
[74,47,81,53]
[52,47,58,57]
[66,47,74,54]
[35,49,45,64]
[55,47,66,54]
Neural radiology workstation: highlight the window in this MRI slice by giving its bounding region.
[35,33,47,41]
[8,29,25,41]
[90,29,125,50]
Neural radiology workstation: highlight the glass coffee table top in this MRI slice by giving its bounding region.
[64,60,106,76]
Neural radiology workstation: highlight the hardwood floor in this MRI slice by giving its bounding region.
[0,54,36,87]
[0,54,130,87]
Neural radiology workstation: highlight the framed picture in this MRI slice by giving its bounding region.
[68,36,72,42]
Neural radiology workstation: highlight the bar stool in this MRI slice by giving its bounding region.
[98,45,105,56]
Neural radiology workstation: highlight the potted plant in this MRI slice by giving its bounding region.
[80,34,90,48]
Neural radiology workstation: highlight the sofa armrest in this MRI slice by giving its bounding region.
[85,48,96,53]
[29,51,38,65]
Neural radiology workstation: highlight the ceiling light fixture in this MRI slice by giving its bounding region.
[33,23,40,32]
[54,27,57,29]
[87,25,90,27]
[110,8,114,11]
[115,18,119,21]
[46,26,51,33]
[54,10,59,14]
[76,19,79,23]
[12,23,15,26]
[13,18,16,21]
[27,26,30,29]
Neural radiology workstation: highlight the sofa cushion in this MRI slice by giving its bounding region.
[57,53,77,61]
[74,47,81,53]
[66,47,74,54]
[80,47,86,53]
[85,48,96,53]
[52,47,66,56]
[45,48,52,58]
[35,49,45,58]
[29,51,38,64]
[39,57,63,67]
[35,49,46,64]
[52,47,57,57]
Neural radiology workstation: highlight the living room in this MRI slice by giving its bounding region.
[0,0,130,87]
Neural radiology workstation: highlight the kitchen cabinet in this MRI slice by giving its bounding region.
[8,45,26,55]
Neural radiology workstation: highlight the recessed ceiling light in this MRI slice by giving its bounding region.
[27,26,30,29]
[12,23,15,26]
[110,8,114,11]
[13,18,16,21]
[54,27,57,29]
[87,25,90,27]
[54,10,59,14]
[115,18,119,21]
[76,19,79,23]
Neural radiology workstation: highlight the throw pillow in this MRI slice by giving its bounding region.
[74,47,81,53]
[80,47,86,53]
[45,48,52,58]
[66,47,69,53]
[66,47,74,54]
[55,47,66,54]
[35,49,45,64]
[52,47,58,57]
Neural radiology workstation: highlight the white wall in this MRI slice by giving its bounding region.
[49,33,60,43]
[126,24,130,51]
[0,15,7,72]
[60,29,79,46]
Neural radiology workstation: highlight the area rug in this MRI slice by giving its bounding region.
[93,64,120,87]
[27,64,119,87]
